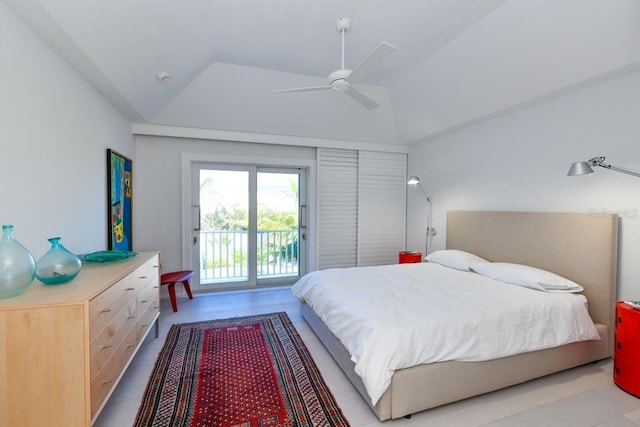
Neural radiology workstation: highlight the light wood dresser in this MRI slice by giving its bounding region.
[0,251,160,427]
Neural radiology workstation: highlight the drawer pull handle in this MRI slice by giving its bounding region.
[140,275,148,279]
[141,324,148,329]
[102,379,113,385]
[126,287,135,291]
[102,344,112,350]
[141,300,148,304]
[127,343,136,348]
[153,285,159,289]
[101,308,111,313]
[128,315,135,320]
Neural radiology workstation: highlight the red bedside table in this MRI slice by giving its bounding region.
[399,251,422,264]
[614,301,640,397]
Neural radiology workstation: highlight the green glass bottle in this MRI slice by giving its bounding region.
[36,237,82,285]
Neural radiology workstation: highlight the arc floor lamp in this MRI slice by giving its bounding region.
[407,176,437,256]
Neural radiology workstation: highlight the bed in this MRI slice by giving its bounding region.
[294,211,619,421]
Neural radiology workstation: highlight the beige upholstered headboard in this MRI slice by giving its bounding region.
[446,211,619,330]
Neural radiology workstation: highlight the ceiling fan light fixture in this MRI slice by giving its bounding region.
[332,80,351,92]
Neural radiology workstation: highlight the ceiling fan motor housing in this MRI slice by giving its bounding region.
[329,69,352,91]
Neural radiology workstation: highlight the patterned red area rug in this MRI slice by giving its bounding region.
[133,312,350,427]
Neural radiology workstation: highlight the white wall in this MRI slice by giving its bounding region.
[0,3,133,258]
[407,67,640,300]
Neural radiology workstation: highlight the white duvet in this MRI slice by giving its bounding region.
[291,262,600,405]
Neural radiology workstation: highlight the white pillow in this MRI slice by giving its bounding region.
[469,262,584,293]
[426,249,489,271]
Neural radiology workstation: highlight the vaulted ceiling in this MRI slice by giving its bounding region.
[5,0,640,145]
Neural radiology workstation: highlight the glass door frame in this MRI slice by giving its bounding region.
[180,152,316,293]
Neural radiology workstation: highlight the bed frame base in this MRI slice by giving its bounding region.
[302,302,610,421]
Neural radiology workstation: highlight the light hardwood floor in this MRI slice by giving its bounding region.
[94,286,640,427]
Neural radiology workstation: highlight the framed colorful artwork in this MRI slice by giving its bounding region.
[107,149,133,251]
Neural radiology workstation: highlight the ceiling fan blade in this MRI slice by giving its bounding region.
[270,86,332,94]
[346,42,398,83]
[344,88,379,110]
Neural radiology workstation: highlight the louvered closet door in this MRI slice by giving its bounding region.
[317,149,359,269]
[358,151,407,266]
[317,148,407,270]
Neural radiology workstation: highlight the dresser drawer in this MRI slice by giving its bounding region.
[133,259,159,289]
[137,280,159,316]
[90,299,137,377]
[90,324,138,418]
[89,258,159,339]
[89,275,140,340]
[136,300,159,343]
[616,302,640,337]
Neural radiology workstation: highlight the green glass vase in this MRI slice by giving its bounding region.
[36,237,82,285]
[0,224,36,298]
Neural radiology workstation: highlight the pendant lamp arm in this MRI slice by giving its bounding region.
[602,164,640,178]
[591,156,640,178]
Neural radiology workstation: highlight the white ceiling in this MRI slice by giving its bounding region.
[5,0,640,145]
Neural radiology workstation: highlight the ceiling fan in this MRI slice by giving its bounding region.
[270,17,398,110]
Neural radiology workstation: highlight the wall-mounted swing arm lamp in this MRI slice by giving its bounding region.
[568,156,640,178]
[407,176,437,256]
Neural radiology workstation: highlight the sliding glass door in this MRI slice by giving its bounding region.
[192,164,306,289]
[197,168,250,283]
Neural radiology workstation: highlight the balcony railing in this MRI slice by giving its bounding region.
[199,229,299,283]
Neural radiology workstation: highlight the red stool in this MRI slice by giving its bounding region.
[160,270,194,312]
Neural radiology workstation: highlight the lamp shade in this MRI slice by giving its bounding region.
[407,176,420,185]
[567,161,594,176]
